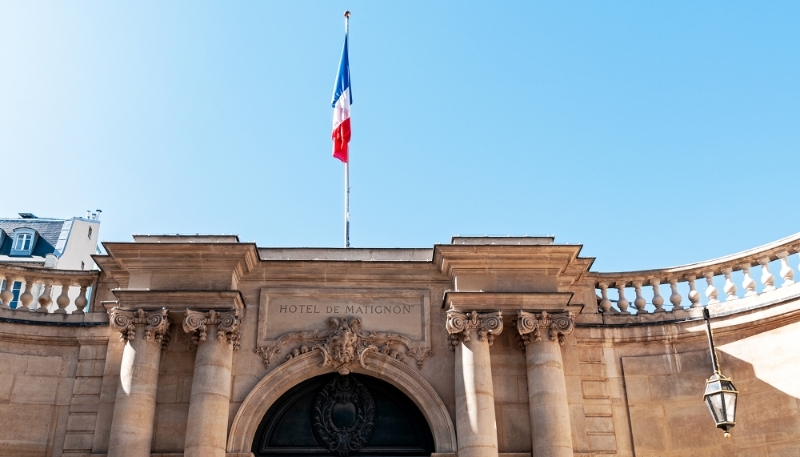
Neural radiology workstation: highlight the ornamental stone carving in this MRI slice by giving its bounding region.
[515,310,575,347]
[256,316,432,372]
[311,376,376,456]
[182,309,242,351]
[445,310,503,348]
[109,308,171,349]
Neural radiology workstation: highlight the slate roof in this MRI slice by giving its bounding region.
[0,218,68,257]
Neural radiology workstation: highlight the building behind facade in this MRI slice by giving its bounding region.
[0,212,100,310]
[0,230,798,457]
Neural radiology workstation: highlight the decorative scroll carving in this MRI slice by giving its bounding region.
[183,309,242,351]
[515,310,574,348]
[445,310,503,349]
[256,316,432,372]
[108,308,171,349]
[311,376,376,456]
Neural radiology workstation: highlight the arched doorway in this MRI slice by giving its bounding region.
[252,373,435,457]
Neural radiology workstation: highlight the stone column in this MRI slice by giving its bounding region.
[446,310,503,457]
[516,311,575,457]
[107,308,170,457]
[182,309,242,457]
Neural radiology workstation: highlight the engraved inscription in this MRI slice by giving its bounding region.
[278,304,412,315]
[259,288,430,344]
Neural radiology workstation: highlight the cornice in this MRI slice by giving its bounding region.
[100,242,259,281]
[0,322,108,346]
[576,296,800,345]
[239,261,451,286]
[432,244,595,289]
[443,291,574,312]
[110,289,245,311]
[0,262,99,279]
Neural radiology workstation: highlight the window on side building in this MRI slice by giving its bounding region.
[0,280,23,309]
[10,228,37,256]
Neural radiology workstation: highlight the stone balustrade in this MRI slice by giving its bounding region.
[590,232,800,316]
[0,263,99,314]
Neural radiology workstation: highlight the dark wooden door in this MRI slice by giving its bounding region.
[252,373,435,457]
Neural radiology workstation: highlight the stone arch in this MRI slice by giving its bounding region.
[227,350,457,454]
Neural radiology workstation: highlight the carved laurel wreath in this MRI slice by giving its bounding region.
[311,376,376,456]
[255,316,432,370]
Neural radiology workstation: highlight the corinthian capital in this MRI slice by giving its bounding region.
[183,309,242,351]
[516,310,574,347]
[445,310,503,349]
[109,308,171,349]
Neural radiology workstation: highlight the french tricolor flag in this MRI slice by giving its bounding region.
[331,31,352,163]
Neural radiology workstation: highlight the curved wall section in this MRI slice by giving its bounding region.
[2,232,800,456]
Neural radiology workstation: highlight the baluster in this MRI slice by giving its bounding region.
[704,272,719,305]
[616,284,630,315]
[55,281,71,314]
[795,249,800,277]
[0,276,14,309]
[722,268,737,301]
[777,251,795,287]
[669,279,683,311]
[37,279,53,313]
[18,278,34,311]
[598,283,613,313]
[741,265,757,296]
[687,275,702,308]
[633,282,647,314]
[73,282,89,315]
[651,279,665,313]
[758,257,776,292]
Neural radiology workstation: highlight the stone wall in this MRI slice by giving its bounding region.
[1,235,800,457]
[0,322,107,457]
[617,321,800,456]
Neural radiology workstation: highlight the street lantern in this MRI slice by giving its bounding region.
[702,308,738,437]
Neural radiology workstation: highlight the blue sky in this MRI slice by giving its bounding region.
[1,2,799,271]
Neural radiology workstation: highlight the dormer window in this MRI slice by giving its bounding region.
[15,233,32,251]
[10,228,37,256]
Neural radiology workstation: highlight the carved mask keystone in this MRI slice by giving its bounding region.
[256,316,432,371]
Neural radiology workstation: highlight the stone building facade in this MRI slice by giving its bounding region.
[0,233,798,457]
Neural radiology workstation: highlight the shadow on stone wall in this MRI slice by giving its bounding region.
[622,323,800,456]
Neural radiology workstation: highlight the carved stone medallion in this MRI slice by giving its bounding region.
[311,376,376,456]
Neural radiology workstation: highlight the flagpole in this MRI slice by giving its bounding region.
[344,10,351,249]
[345,150,350,248]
